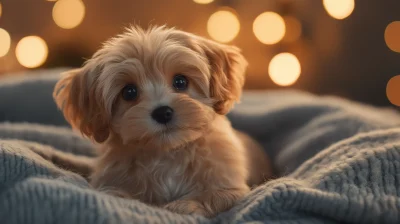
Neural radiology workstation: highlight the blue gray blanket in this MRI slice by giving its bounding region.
[1,69,400,224]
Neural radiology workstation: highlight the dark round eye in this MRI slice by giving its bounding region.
[173,75,188,91]
[121,84,138,101]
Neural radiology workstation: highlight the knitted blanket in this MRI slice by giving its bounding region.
[1,69,400,224]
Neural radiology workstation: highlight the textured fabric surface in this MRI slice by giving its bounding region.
[1,70,400,224]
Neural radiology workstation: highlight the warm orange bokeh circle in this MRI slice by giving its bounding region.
[387,75,400,106]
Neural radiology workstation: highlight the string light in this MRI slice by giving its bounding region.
[268,53,301,86]
[207,10,240,43]
[0,28,11,57]
[253,12,286,45]
[385,21,400,53]
[386,75,400,106]
[193,0,214,4]
[323,0,355,20]
[52,0,85,29]
[283,16,302,43]
[16,36,48,68]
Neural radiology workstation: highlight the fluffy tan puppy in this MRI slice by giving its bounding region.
[48,25,272,218]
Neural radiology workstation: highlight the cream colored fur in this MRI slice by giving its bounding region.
[50,25,272,217]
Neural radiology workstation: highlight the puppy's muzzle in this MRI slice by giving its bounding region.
[151,106,174,124]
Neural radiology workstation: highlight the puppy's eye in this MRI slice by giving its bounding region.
[122,84,139,101]
[173,75,188,91]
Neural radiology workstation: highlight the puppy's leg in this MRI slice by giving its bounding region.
[235,130,274,187]
[164,200,208,217]
[164,187,249,218]
[29,145,94,180]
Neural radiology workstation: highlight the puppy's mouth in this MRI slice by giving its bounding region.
[154,123,185,135]
[158,125,178,133]
[156,122,205,134]
[153,121,206,137]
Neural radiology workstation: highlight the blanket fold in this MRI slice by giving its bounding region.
[1,70,400,224]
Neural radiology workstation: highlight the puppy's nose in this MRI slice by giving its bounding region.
[151,106,174,124]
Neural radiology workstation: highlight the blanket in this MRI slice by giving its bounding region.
[1,69,400,224]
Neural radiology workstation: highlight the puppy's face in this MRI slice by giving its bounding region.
[54,26,247,150]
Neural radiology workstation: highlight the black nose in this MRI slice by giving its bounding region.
[151,106,174,124]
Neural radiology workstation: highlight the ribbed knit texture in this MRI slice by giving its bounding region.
[1,70,400,223]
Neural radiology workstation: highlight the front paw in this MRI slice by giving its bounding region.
[164,200,210,217]
[99,188,132,199]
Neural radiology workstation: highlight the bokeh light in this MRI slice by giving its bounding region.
[385,21,400,53]
[52,0,85,29]
[0,28,11,57]
[193,0,214,4]
[387,75,400,106]
[207,10,240,43]
[0,2,2,18]
[323,0,355,20]
[16,36,49,68]
[253,12,286,45]
[283,16,302,43]
[268,53,301,86]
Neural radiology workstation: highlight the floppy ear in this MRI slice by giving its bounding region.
[197,38,248,114]
[53,66,110,143]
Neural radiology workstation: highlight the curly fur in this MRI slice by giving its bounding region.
[52,25,272,217]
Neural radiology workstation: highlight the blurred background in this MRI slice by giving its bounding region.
[0,0,399,107]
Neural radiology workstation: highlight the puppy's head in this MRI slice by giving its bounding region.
[54,26,248,150]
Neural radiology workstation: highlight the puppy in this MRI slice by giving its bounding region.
[47,25,272,217]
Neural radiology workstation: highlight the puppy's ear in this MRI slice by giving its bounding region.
[198,39,248,114]
[53,66,110,143]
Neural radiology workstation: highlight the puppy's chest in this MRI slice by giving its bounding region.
[99,148,209,205]
[135,154,199,203]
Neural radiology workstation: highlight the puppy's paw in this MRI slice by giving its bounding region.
[164,200,209,217]
[98,188,132,199]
